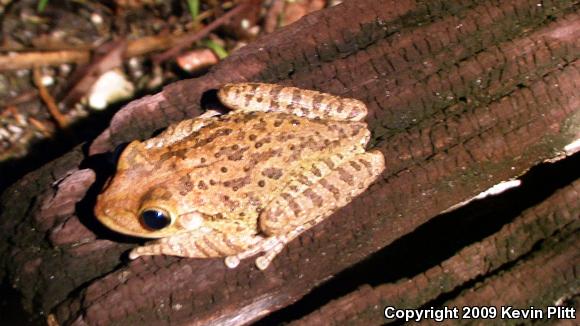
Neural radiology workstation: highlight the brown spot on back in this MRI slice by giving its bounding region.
[312,94,324,112]
[244,93,254,107]
[179,174,194,195]
[311,164,322,177]
[351,124,363,136]
[222,195,240,211]
[160,148,188,162]
[227,146,249,161]
[269,85,284,101]
[262,168,283,180]
[247,83,260,91]
[349,161,361,171]
[303,188,323,207]
[194,128,233,148]
[253,119,267,131]
[320,179,340,199]
[296,174,311,185]
[249,148,282,165]
[258,180,266,187]
[261,136,272,144]
[291,88,303,106]
[358,158,373,174]
[225,176,251,191]
[287,198,302,216]
[269,85,284,111]
[337,167,354,186]
[323,158,335,169]
[198,180,208,190]
[336,100,344,113]
[236,130,246,141]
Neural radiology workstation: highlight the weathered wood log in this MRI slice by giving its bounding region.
[293,178,580,325]
[1,0,579,325]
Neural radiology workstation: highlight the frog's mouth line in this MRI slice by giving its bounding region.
[96,207,209,239]
[96,209,172,239]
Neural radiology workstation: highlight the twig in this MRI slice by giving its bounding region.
[0,51,90,71]
[0,33,184,72]
[152,2,249,64]
[0,4,241,72]
[2,90,39,107]
[264,0,285,33]
[32,67,69,128]
[28,117,52,136]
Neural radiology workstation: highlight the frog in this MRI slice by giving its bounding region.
[94,83,385,270]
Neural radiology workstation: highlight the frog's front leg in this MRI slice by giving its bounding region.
[129,230,263,260]
[218,83,368,122]
[227,150,385,270]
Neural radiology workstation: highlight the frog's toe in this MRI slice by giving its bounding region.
[255,256,271,270]
[129,245,153,259]
[225,256,240,268]
[128,249,141,260]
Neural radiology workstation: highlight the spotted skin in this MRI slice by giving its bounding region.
[218,83,368,122]
[95,83,385,270]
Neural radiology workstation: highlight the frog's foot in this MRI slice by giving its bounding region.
[225,227,307,270]
[224,236,278,269]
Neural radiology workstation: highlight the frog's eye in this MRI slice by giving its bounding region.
[140,208,172,230]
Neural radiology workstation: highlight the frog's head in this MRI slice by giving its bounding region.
[94,141,206,239]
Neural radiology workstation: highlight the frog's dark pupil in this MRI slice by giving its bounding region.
[141,209,171,230]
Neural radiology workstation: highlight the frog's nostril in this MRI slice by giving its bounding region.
[140,209,172,230]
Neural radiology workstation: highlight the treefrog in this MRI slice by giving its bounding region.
[94,83,385,270]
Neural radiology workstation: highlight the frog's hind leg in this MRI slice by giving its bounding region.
[227,150,385,270]
[218,83,368,121]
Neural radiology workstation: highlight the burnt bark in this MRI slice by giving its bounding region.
[292,179,580,325]
[1,0,579,325]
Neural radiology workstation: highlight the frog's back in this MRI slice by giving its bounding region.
[152,112,368,167]
[146,112,369,217]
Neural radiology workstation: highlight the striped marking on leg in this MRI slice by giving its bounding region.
[218,83,368,121]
